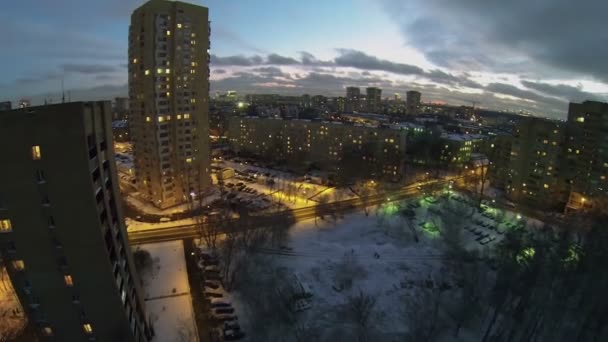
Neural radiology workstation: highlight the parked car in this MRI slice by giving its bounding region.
[211,312,237,321]
[223,329,245,341]
[204,290,223,298]
[204,280,221,290]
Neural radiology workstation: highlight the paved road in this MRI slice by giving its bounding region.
[128,176,462,245]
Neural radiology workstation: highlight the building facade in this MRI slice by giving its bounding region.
[0,102,151,341]
[0,101,11,111]
[128,0,211,209]
[406,91,421,115]
[345,87,362,113]
[366,87,382,113]
[562,101,608,210]
[505,117,566,209]
[228,117,407,181]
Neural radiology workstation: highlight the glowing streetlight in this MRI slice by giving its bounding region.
[516,214,522,220]
[237,102,245,108]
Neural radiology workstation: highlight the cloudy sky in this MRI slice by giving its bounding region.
[1,0,607,118]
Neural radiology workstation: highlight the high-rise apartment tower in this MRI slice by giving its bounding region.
[0,102,151,341]
[128,0,211,209]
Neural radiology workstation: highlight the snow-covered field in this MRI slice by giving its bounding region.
[229,192,541,341]
[126,217,197,232]
[136,241,198,342]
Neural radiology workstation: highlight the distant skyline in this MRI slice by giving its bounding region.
[1,0,607,118]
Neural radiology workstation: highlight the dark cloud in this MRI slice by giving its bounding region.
[210,54,264,66]
[212,26,267,54]
[213,69,227,74]
[383,0,608,83]
[520,81,606,103]
[485,83,549,103]
[251,67,291,78]
[266,53,299,65]
[334,49,424,75]
[62,64,116,74]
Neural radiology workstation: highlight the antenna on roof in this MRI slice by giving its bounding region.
[61,78,65,103]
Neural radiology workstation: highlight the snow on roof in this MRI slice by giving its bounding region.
[442,133,485,141]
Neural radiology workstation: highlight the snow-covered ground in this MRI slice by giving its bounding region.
[136,241,198,342]
[229,191,541,340]
[126,217,197,232]
[216,159,358,208]
[125,193,193,216]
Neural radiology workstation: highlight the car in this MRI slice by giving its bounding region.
[204,280,222,290]
[205,271,221,280]
[210,301,232,309]
[213,307,235,315]
[211,312,237,321]
[204,290,223,298]
[223,321,240,331]
[210,297,231,306]
[223,329,245,341]
[202,258,219,266]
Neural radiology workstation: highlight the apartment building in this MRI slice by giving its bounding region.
[562,101,608,210]
[228,117,407,180]
[505,117,566,209]
[128,0,211,209]
[0,102,151,341]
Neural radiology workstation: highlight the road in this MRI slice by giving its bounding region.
[128,176,461,245]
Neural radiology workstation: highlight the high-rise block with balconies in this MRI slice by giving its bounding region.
[0,102,151,341]
[128,0,211,209]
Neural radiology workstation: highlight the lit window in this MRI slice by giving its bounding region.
[157,68,163,74]
[41,327,53,336]
[133,58,138,64]
[191,33,196,37]
[31,145,42,160]
[576,117,585,123]
[145,117,151,122]
[83,324,93,334]
[166,115,171,121]
[12,260,24,271]
[166,30,171,36]
[544,184,549,189]
[177,114,182,120]
[177,23,182,28]
[191,98,196,104]
[166,92,171,97]
[165,68,170,74]
[144,70,150,75]
[186,158,192,163]
[158,116,165,123]
[64,275,74,287]
[183,113,190,119]
[191,62,196,67]
[0,219,12,232]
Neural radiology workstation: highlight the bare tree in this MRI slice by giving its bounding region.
[399,208,419,243]
[346,291,378,342]
[403,286,445,342]
[314,194,329,227]
[334,252,366,291]
[444,252,488,338]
